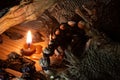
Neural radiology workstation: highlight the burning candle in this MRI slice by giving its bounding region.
[27,31,32,48]
[21,30,36,56]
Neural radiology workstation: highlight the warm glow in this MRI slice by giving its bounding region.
[49,34,52,40]
[26,30,32,44]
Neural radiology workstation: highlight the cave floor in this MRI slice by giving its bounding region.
[0,24,65,78]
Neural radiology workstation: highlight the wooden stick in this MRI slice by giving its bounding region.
[0,0,57,34]
[5,68,22,78]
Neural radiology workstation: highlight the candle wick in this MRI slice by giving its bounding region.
[28,43,31,49]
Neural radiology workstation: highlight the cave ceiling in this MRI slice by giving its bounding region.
[0,0,120,42]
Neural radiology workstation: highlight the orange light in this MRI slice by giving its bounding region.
[49,34,52,40]
[26,30,32,44]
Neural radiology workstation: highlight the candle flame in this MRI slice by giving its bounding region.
[26,30,32,44]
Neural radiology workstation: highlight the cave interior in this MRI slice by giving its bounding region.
[0,0,120,80]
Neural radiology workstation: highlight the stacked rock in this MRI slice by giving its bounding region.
[40,20,87,76]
